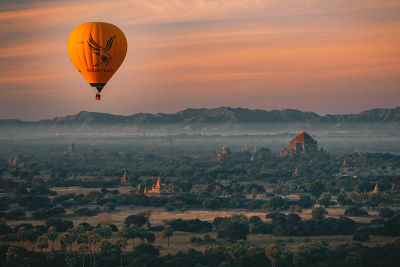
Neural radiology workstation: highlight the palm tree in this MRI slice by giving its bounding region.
[60,234,68,253]
[137,227,147,244]
[96,225,112,239]
[266,244,281,267]
[77,232,89,246]
[37,234,49,254]
[61,231,75,252]
[162,225,173,247]
[6,247,19,265]
[116,238,127,267]
[16,227,29,248]
[88,231,101,267]
[27,229,39,252]
[47,226,58,252]
[145,232,156,243]
[100,240,112,267]
[78,243,88,267]
[128,224,139,249]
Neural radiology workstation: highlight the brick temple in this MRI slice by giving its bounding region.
[280,131,318,156]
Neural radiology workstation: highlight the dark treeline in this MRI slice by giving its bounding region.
[1,239,400,267]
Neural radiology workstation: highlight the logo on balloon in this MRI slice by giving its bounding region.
[87,33,116,67]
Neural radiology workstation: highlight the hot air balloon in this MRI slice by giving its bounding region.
[67,22,127,100]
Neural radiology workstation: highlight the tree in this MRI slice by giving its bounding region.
[124,214,147,227]
[100,240,112,267]
[178,180,193,192]
[46,206,66,217]
[348,191,363,207]
[127,224,139,249]
[61,231,75,252]
[345,251,365,267]
[0,219,12,236]
[96,225,112,239]
[146,231,156,243]
[225,241,250,266]
[384,215,400,235]
[267,196,287,211]
[344,206,368,217]
[251,188,258,198]
[65,252,79,267]
[60,235,68,253]
[46,218,73,232]
[318,192,332,207]
[27,228,39,252]
[6,247,19,265]
[78,243,88,267]
[37,234,49,253]
[116,238,127,267]
[216,216,249,242]
[77,232,89,245]
[353,227,370,241]
[337,191,348,207]
[137,227,148,244]
[86,191,102,205]
[293,241,329,267]
[130,243,161,266]
[379,208,395,218]
[88,230,101,267]
[309,182,326,198]
[311,207,327,220]
[162,225,173,247]
[202,198,220,209]
[297,195,314,209]
[47,226,58,252]
[266,244,281,267]
[17,226,29,247]
[5,209,25,220]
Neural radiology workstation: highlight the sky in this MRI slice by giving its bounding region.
[0,0,399,120]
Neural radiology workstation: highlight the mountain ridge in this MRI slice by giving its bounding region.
[1,106,399,126]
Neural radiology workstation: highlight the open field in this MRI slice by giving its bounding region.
[50,186,133,195]
[5,204,383,231]
[2,230,398,256]
[4,196,395,257]
[45,186,384,226]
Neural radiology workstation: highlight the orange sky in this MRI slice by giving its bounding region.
[0,0,399,120]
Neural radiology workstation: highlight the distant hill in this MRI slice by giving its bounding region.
[1,107,399,126]
[321,107,400,122]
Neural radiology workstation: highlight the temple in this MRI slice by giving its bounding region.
[144,176,173,195]
[121,171,127,183]
[280,131,318,156]
[146,176,161,194]
[341,160,359,176]
[8,156,24,168]
[213,146,231,161]
[371,183,379,194]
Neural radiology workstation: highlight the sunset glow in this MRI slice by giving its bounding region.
[0,0,399,119]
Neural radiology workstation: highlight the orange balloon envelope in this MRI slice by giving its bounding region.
[67,22,127,100]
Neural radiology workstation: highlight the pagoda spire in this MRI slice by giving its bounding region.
[121,171,127,183]
[372,183,379,194]
[155,176,160,189]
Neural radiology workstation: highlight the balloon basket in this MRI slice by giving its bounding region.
[95,94,101,101]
